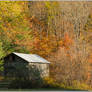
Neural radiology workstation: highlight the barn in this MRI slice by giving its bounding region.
[3,52,50,79]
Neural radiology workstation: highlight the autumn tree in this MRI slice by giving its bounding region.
[0,41,5,73]
[83,8,92,85]
[0,1,33,54]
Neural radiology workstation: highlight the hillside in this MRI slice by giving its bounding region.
[0,1,92,90]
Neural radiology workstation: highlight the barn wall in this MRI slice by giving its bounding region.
[29,63,49,78]
[4,54,29,78]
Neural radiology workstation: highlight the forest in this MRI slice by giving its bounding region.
[0,1,92,90]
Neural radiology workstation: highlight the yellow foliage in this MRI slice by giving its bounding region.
[0,2,24,19]
[43,77,55,85]
[43,77,59,88]
[0,76,4,80]
[12,4,22,16]
[72,80,91,90]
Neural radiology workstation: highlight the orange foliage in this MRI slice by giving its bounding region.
[63,32,73,47]
[88,54,92,63]
[59,32,73,50]
[32,36,57,57]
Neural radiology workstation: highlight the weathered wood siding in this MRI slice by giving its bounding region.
[29,63,49,78]
[4,54,29,78]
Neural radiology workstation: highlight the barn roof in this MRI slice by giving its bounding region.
[13,52,50,64]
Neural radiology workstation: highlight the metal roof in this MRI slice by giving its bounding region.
[13,52,50,64]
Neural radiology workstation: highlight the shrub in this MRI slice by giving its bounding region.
[8,78,44,89]
[42,77,60,88]
[72,80,91,90]
[0,76,4,80]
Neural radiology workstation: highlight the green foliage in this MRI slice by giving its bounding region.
[0,1,32,54]
[43,77,60,88]
[0,42,4,58]
[0,42,5,71]
[8,78,43,89]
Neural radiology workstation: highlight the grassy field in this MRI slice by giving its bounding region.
[0,87,88,91]
[0,78,89,91]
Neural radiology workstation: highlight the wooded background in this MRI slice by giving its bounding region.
[0,1,92,88]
